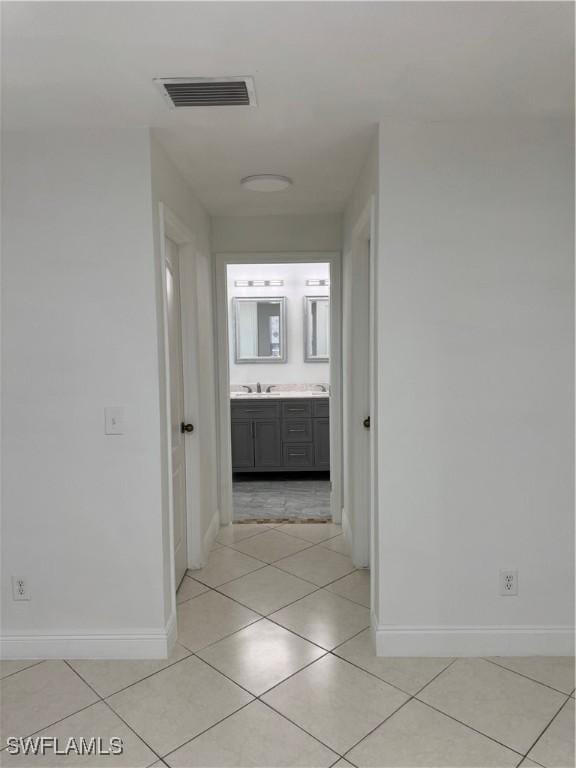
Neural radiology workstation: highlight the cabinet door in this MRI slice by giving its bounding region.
[231,421,254,468]
[254,420,282,468]
[314,419,330,467]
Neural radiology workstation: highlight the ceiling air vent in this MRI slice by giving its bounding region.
[155,77,256,108]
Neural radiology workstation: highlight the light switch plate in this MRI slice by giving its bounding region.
[105,407,124,435]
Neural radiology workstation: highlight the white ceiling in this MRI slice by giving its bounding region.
[2,2,573,216]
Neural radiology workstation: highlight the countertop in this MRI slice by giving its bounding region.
[230,391,329,400]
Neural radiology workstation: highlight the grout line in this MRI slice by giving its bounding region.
[0,659,46,681]
[517,692,572,763]
[258,698,345,759]
[340,694,416,762]
[483,657,576,697]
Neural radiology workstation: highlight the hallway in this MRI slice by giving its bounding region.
[1,523,573,767]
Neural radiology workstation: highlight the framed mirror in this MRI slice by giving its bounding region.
[304,296,330,362]
[233,297,287,363]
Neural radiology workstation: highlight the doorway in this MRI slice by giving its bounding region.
[215,252,342,530]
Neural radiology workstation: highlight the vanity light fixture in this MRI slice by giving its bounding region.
[235,279,284,287]
[240,174,293,192]
[306,279,330,287]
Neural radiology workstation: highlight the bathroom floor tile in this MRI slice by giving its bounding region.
[0,701,157,767]
[274,546,355,587]
[0,661,98,745]
[68,643,191,697]
[228,529,312,563]
[326,570,370,607]
[218,566,317,615]
[346,698,520,767]
[528,697,575,768]
[197,619,325,695]
[165,700,337,767]
[177,590,259,652]
[107,656,252,757]
[215,523,272,545]
[188,547,265,587]
[270,590,369,650]
[418,658,567,754]
[176,576,209,604]
[334,629,453,695]
[262,654,408,754]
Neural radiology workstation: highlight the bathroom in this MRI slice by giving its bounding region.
[227,262,331,523]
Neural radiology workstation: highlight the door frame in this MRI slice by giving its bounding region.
[343,196,376,569]
[214,251,342,526]
[158,203,204,599]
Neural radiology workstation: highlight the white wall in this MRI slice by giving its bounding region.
[1,128,169,657]
[227,262,330,387]
[150,137,218,576]
[372,118,574,655]
[212,214,342,253]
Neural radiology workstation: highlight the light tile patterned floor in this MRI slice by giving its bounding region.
[1,523,574,767]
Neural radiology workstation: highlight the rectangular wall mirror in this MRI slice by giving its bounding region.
[304,296,330,362]
[233,297,287,363]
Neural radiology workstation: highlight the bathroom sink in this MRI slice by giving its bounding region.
[231,391,328,399]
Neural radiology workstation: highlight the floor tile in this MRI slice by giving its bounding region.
[262,654,408,754]
[320,535,350,555]
[0,661,98,745]
[0,661,44,680]
[270,590,369,650]
[68,643,191,698]
[229,529,313,563]
[519,760,544,767]
[189,547,265,587]
[166,700,338,767]
[334,629,453,695]
[216,523,271,545]
[528,697,574,768]
[331,761,355,767]
[197,619,325,695]
[274,547,355,587]
[278,523,342,544]
[0,701,157,767]
[107,656,253,757]
[418,658,567,754]
[177,591,259,652]
[218,566,317,615]
[486,656,575,695]
[326,570,370,607]
[176,576,209,604]
[346,698,519,767]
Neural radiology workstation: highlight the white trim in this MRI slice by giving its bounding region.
[0,619,176,660]
[372,623,575,657]
[202,508,221,565]
[214,251,342,526]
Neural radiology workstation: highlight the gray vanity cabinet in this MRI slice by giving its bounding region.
[231,398,329,472]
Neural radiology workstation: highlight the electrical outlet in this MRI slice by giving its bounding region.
[499,569,518,596]
[12,576,30,601]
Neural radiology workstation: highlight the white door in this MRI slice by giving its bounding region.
[165,237,188,587]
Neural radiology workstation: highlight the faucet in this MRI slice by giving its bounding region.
[265,384,277,393]
[313,384,328,392]
[256,382,262,393]
[240,384,253,393]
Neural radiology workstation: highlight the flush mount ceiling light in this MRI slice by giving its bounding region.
[240,174,293,192]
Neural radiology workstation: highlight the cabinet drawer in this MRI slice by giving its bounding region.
[281,401,312,418]
[283,444,314,467]
[313,399,330,418]
[281,419,313,443]
[231,401,280,420]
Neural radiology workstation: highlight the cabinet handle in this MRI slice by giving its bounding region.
[288,428,305,432]
[287,407,305,411]
[288,452,306,456]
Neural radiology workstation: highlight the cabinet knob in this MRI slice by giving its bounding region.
[181,423,194,433]
[363,417,371,429]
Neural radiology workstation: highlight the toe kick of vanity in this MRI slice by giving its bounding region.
[231,398,329,472]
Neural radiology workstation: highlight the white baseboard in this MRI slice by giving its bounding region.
[372,622,575,657]
[0,616,175,660]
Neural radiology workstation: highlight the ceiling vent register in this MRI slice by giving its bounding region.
[155,77,256,107]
